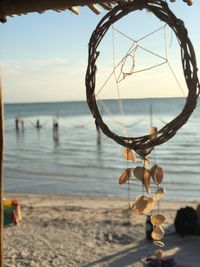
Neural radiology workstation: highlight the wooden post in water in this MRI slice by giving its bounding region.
[0,80,4,267]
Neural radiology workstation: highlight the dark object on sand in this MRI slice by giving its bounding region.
[146,256,176,267]
[145,215,153,241]
[174,206,199,236]
[145,250,191,267]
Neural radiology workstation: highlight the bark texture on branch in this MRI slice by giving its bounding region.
[0,0,120,18]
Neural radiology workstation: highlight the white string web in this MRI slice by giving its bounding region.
[95,22,187,137]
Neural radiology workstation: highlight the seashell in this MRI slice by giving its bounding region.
[123,148,136,163]
[143,198,154,214]
[153,187,165,202]
[153,240,165,247]
[119,168,131,184]
[132,195,154,215]
[141,157,151,167]
[151,214,165,226]
[132,195,146,215]
[151,226,164,241]
[151,164,164,185]
[149,126,157,141]
[133,167,151,193]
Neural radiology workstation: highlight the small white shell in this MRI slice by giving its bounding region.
[151,214,165,226]
[141,157,151,167]
[123,148,136,163]
[119,168,131,185]
[151,226,164,241]
[132,195,154,215]
[133,167,151,193]
[153,240,165,247]
[151,164,164,185]
[153,187,165,202]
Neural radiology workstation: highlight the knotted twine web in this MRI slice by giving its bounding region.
[85,0,199,158]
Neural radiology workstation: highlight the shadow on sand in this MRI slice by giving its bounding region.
[83,232,200,267]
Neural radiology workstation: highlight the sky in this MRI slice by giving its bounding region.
[0,0,199,103]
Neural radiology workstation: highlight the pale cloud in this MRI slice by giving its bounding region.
[1,57,70,73]
[0,52,188,103]
[1,57,88,103]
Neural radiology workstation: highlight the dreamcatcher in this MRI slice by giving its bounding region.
[85,0,199,247]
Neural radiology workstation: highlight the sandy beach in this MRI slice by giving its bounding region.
[3,194,200,267]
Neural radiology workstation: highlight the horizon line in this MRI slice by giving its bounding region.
[4,96,185,105]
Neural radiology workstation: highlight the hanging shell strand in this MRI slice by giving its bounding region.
[119,147,166,246]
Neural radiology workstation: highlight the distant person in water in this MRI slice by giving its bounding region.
[32,119,47,129]
[53,118,59,132]
[36,119,41,129]
[53,118,59,144]
[15,118,19,131]
[21,119,24,133]
[21,119,24,129]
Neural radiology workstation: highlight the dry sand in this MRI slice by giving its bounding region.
[3,193,200,267]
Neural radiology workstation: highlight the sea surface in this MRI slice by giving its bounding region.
[3,98,200,201]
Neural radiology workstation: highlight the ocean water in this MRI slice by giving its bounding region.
[3,98,200,201]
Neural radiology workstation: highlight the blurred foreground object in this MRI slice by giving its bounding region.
[174,206,200,236]
[0,0,194,23]
[3,199,21,226]
[145,250,177,267]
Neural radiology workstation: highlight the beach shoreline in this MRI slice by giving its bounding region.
[3,193,200,267]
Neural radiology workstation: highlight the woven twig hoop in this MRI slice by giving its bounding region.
[86,0,199,157]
